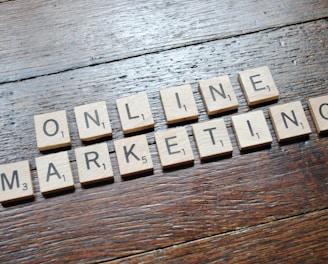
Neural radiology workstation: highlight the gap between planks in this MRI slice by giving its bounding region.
[96,207,328,263]
[0,17,327,86]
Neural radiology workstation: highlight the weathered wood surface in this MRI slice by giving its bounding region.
[0,0,328,83]
[0,0,327,263]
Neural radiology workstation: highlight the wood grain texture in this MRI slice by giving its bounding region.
[0,1,327,263]
[107,209,328,264]
[0,0,327,83]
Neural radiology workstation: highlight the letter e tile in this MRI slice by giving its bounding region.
[308,95,328,134]
[74,101,112,141]
[75,143,114,185]
[155,127,194,169]
[114,134,153,177]
[116,92,154,134]
[35,151,74,195]
[34,110,71,151]
[0,161,34,204]
[199,76,239,115]
[269,101,311,142]
[192,119,233,160]
[232,110,272,151]
[160,84,199,124]
[238,66,279,106]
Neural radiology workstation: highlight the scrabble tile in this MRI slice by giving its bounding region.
[199,75,239,115]
[155,127,194,169]
[308,95,328,134]
[269,101,311,142]
[232,110,272,151]
[192,119,233,160]
[0,161,34,204]
[116,92,154,134]
[35,151,74,195]
[238,66,279,106]
[34,110,71,151]
[75,143,114,185]
[74,101,112,141]
[114,134,153,177]
[160,84,199,124]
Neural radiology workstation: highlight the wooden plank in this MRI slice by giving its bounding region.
[106,210,328,264]
[0,20,327,166]
[0,0,327,83]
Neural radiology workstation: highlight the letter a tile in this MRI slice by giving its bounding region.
[269,101,311,142]
[74,101,112,141]
[114,134,153,177]
[199,76,239,115]
[0,161,34,204]
[34,110,71,151]
[160,84,199,124]
[116,92,154,134]
[238,66,279,106]
[75,143,114,185]
[155,127,194,169]
[192,119,233,160]
[308,95,328,134]
[35,151,74,195]
[232,110,272,151]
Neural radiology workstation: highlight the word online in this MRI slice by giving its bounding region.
[1,66,327,205]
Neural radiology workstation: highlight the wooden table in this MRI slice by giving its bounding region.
[0,0,327,263]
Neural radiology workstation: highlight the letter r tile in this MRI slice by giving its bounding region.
[34,110,71,151]
[74,101,112,141]
[269,101,311,142]
[232,110,272,151]
[0,161,34,204]
[155,127,194,169]
[114,134,153,178]
[116,92,154,134]
[75,143,114,185]
[160,84,199,124]
[199,75,239,115]
[238,66,279,106]
[192,119,233,160]
[308,95,328,134]
[35,151,74,195]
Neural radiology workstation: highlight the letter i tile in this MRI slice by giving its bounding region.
[75,143,114,185]
[35,151,74,195]
[155,127,194,169]
[74,101,112,141]
[114,134,153,177]
[308,95,328,134]
[192,119,233,160]
[0,161,34,204]
[232,110,272,151]
[34,110,71,151]
[269,101,311,142]
[160,84,199,124]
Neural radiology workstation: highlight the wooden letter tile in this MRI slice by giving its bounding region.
[160,84,199,124]
[232,110,272,151]
[155,127,194,169]
[75,143,114,185]
[269,101,311,142]
[35,151,74,195]
[238,66,279,106]
[74,101,112,141]
[34,110,71,151]
[116,92,154,134]
[114,134,153,177]
[308,94,328,134]
[0,161,34,204]
[192,119,233,160]
[199,75,239,115]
